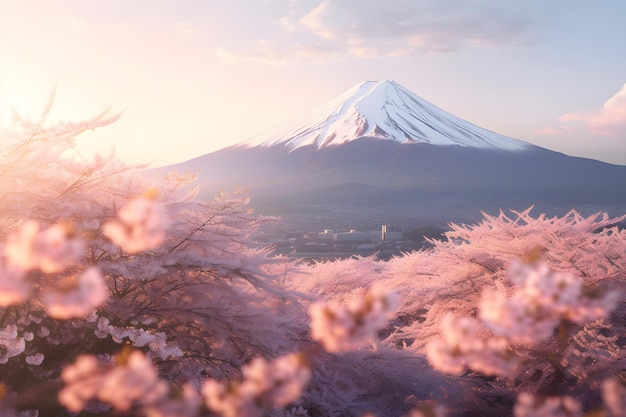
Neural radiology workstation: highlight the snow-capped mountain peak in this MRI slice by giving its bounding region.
[244,80,530,151]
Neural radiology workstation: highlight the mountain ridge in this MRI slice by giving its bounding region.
[158,81,626,217]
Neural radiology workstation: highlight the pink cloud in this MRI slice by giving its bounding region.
[563,84,626,136]
[299,1,337,40]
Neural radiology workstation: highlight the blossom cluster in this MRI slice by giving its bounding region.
[404,404,448,417]
[0,325,27,364]
[202,353,312,417]
[602,378,626,417]
[427,261,619,376]
[0,220,107,319]
[480,261,619,346]
[94,316,183,360]
[309,286,398,352]
[58,350,311,417]
[426,314,519,376]
[0,194,169,319]
[103,193,169,254]
[59,350,176,415]
[6,220,84,274]
[513,393,582,417]
[0,192,172,415]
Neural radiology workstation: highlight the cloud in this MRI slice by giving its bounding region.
[304,0,530,48]
[562,83,626,136]
[299,1,336,40]
[221,0,535,63]
[537,84,626,138]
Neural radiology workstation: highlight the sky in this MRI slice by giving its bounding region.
[1,0,626,167]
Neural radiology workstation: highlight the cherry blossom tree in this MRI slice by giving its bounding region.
[0,104,310,416]
[286,209,625,415]
[0,102,624,417]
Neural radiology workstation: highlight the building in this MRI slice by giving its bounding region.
[318,229,335,240]
[382,225,403,241]
[335,229,380,242]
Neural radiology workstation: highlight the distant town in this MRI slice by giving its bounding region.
[248,198,490,262]
[250,199,626,262]
[254,223,447,261]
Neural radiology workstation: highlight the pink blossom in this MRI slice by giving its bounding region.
[568,290,619,324]
[97,351,168,412]
[92,317,183,360]
[4,220,40,271]
[603,378,626,417]
[25,353,44,366]
[34,222,85,273]
[59,351,172,414]
[103,195,169,253]
[202,379,247,417]
[405,405,448,417]
[479,290,558,345]
[521,263,583,313]
[43,267,108,319]
[425,339,466,376]
[0,264,30,307]
[309,286,398,352]
[202,353,311,417]
[426,314,519,376]
[4,221,84,273]
[0,325,26,364]
[514,393,583,417]
[143,384,201,417]
[480,261,619,346]
[242,354,311,407]
[58,355,104,413]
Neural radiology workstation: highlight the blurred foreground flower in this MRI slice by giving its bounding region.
[0,265,29,307]
[514,393,582,417]
[603,378,626,417]
[427,261,618,376]
[202,353,311,417]
[103,194,169,253]
[404,404,448,417]
[58,355,104,413]
[480,262,619,345]
[44,267,108,319]
[5,220,84,273]
[480,261,618,346]
[144,383,201,417]
[309,285,398,352]
[98,350,168,412]
[59,350,174,414]
[426,314,519,376]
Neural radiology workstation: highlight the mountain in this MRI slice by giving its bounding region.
[160,80,626,218]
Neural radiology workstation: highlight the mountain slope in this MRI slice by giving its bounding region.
[244,80,530,151]
[161,81,626,216]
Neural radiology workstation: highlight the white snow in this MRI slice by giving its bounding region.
[244,80,531,151]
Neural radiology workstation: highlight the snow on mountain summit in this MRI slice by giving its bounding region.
[245,80,530,151]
